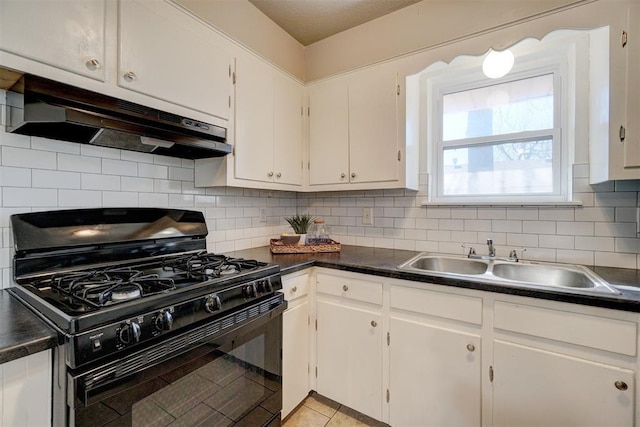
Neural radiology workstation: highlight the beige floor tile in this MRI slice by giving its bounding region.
[283,406,330,427]
[327,406,388,427]
[303,393,341,418]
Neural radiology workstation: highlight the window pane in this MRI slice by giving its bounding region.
[443,139,553,195]
[442,75,554,141]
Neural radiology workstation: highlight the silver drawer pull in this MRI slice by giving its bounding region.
[342,285,348,292]
[123,71,137,82]
[371,321,377,327]
[466,344,475,352]
[86,58,101,70]
[291,286,297,293]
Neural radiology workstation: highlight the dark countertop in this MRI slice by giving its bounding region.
[0,291,58,365]
[3,244,640,365]
[230,245,640,313]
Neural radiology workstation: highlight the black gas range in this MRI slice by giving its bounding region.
[9,208,285,427]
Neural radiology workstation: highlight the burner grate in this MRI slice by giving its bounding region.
[161,251,262,281]
[45,267,175,308]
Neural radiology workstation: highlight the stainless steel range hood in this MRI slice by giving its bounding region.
[5,74,231,159]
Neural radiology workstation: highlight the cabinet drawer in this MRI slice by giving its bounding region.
[390,285,483,325]
[317,273,382,305]
[494,301,637,356]
[282,273,309,302]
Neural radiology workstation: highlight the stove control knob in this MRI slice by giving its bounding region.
[243,284,257,298]
[257,279,273,293]
[154,310,174,331]
[204,294,222,313]
[119,320,142,345]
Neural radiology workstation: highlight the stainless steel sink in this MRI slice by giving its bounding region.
[406,256,488,275]
[398,253,620,295]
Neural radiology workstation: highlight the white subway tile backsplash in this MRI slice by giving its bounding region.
[154,155,182,167]
[1,167,31,187]
[58,190,101,207]
[102,191,139,207]
[492,220,522,233]
[2,146,57,170]
[3,187,57,207]
[82,173,120,191]
[595,222,637,237]
[80,145,120,159]
[478,208,506,220]
[58,153,101,173]
[426,207,451,219]
[556,221,594,236]
[102,159,137,177]
[121,150,154,164]
[615,238,640,254]
[595,252,637,269]
[33,170,80,189]
[169,167,194,182]
[30,137,80,154]
[574,236,615,252]
[0,131,30,148]
[523,221,557,235]
[139,192,168,207]
[574,207,615,222]
[383,207,405,218]
[438,219,464,231]
[153,179,182,193]
[539,208,575,221]
[539,235,574,249]
[121,177,153,192]
[595,192,638,207]
[556,249,594,266]
[463,220,492,232]
[506,208,539,221]
[506,233,539,248]
[427,230,451,241]
[139,163,168,179]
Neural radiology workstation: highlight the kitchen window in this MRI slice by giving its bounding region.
[410,28,607,205]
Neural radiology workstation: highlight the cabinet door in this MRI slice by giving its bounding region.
[0,0,105,80]
[316,300,382,420]
[118,0,231,119]
[308,80,350,185]
[348,67,399,184]
[493,340,634,427]
[389,317,481,427]
[234,52,275,183]
[282,300,310,418]
[624,2,640,168]
[273,74,304,186]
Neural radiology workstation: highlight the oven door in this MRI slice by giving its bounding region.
[66,294,286,427]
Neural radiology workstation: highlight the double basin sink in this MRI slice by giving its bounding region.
[398,254,620,295]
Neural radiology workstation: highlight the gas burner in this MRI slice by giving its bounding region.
[111,285,142,301]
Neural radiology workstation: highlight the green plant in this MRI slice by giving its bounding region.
[284,213,314,234]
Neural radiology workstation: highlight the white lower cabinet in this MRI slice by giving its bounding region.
[282,272,311,418]
[315,271,383,421]
[0,350,52,427]
[493,340,634,427]
[389,284,482,426]
[296,268,640,426]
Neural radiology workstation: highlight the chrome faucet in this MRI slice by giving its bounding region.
[487,238,495,257]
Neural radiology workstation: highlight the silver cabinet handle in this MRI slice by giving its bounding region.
[466,344,475,352]
[342,285,348,291]
[276,172,282,178]
[615,381,628,391]
[267,171,274,177]
[86,58,101,70]
[351,172,356,178]
[291,286,297,293]
[371,320,377,327]
[340,173,346,178]
[123,71,136,82]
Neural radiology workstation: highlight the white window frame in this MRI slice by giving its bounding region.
[419,31,593,205]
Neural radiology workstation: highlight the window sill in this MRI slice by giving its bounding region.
[421,201,584,208]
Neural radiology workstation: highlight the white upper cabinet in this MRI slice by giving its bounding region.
[308,64,407,190]
[348,66,399,184]
[118,0,232,120]
[0,0,106,81]
[623,2,640,169]
[196,51,304,190]
[308,78,349,185]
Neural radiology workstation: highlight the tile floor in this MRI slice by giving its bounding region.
[283,392,389,427]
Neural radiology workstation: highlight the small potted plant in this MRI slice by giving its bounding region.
[284,213,314,245]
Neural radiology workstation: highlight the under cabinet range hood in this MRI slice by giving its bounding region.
[5,74,231,159]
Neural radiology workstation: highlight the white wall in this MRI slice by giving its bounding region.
[0,90,296,289]
[175,0,305,81]
[304,0,587,81]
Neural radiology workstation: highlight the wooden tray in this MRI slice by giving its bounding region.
[270,239,341,254]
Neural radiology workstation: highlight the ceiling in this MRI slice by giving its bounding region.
[248,0,423,46]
